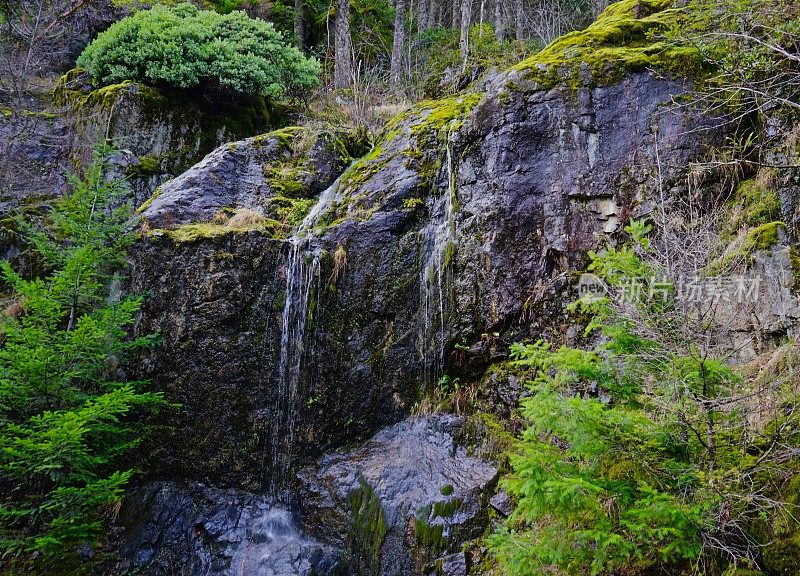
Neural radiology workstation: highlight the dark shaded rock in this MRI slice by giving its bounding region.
[129,232,283,489]
[118,481,341,576]
[298,415,498,576]
[489,491,513,517]
[127,72,721,491]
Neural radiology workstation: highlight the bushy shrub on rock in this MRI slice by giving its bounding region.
[77,3,320,99]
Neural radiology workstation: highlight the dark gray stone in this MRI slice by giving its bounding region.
[489,491,513,517]
[118,482,341,576]
[298,415,498,576]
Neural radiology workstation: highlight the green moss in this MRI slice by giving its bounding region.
[463,411,519,462]
[432,497,462,518]
[443,241,457,268]
[709,221,786,274]
[722,177,781,240]
[763,533,800,576]
[128,154,162,177]
[152,210,281,243]
[55,78,134,111]
[790,246,800,290]
[440,484,454,496]
[136,186,162,214]
[266,164,306,197]
[748,221,785,252]
[268,196,315,230]
[1,106,12,118]
[722,569,766,576]
[414,517,446,552]
[348,481,389,574]
[254,125,304,149]
[512,0,707,89]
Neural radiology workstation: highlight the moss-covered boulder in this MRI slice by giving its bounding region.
[137,124,361,241]
[54,68,275,207]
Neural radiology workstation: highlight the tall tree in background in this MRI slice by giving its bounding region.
[334,0,352,88]
[390,0,407,88]
[495,0,507,40]
[294,0,307,49]
[459,0,475,72]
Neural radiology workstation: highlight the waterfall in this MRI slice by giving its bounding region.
[418,130,459,389]
[267,179,341,501]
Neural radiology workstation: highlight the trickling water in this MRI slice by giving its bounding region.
[267,178,342,501]
[418,130,459,388]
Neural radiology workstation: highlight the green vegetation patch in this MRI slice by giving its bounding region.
[709,221,786,274]
[722,175,781,240]
[76,3,320,99]
[512,0,707,88]
[154,208,282,243]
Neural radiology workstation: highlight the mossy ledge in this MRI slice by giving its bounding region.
[148,208,284,243]
[313,93,482,230]
[512,0,708,89]
[708,221,787,275]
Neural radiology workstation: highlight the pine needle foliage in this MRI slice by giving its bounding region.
[490,219,800,575]
[0,149,163,567]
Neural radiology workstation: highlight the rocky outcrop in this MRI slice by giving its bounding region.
[139,126,357,230]
[299,415,498,576]
[117,482,341,576]
[55,71,275,208]
[119,415,497,576]
[129,71,719,491]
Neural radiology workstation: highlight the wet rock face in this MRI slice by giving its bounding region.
[128,72,718,489]
[139,127,353,228]
[130,233,283,489]
[119,416,497,576]
[118,482,341,576]
[298,415,498,576]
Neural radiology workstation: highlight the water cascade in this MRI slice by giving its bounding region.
[267,179,342,501]
[418,129,459,389]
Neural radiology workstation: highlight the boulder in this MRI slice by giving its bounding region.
[118,482,341,576]
[298,415,498,576]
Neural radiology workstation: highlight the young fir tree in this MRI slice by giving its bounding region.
[490,219,800,575]
[0,148,162,567]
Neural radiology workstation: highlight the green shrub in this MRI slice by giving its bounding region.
[0,148,164,567]
[489,219,800,575]
[77,3,320,98]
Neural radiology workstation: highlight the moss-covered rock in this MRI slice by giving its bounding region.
[512,0,708,89]
[52,68,274,208]
[709,221,787,274]
[137,124,357,239]
[722,174,781,240]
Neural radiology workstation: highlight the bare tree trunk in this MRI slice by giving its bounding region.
[390,0,406,88]
[451,0,460,28]
[494,0,506,40]
[417,0,428,32]
[459,0,474,73]
[514,0,524,40]
[334,0,352,89]
[294,0,306,49]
